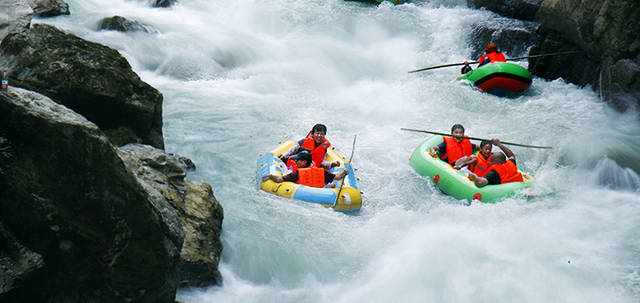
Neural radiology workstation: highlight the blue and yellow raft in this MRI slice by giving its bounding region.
[257,140,362,212]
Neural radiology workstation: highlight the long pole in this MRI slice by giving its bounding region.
[407,50,581,73]
[335,135,357,207]
[400,128,553,149]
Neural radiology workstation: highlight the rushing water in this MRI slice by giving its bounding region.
[39,0,640,302]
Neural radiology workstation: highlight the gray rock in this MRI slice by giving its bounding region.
[32,0,70,17]
[529,0,640,111]
[0,87,181,302]
[601,58,640,111]
[468,0,543,21]
[98,15,157,33]
[0,220,45,302]
[0,24,164,148]
[0,0,32,41]
[119,144,224,287]
[152,0,177,8]
[468,18,540,59]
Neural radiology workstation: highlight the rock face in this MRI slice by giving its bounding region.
[118,144,224,287]
[32,0,70,17]
[98,16,157,33]
[468,0,543,21]
[0,0,32,41]
[468,18,539,59]
[0,87,181,302]
[152,0,177,8]
[0,220,45,301]
[0,23,164,148]
[529,0,640,111]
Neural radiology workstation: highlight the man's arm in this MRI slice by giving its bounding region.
[469,170,500,187]
[492,138,514,160]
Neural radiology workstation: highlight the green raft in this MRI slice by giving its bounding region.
[409,136,533,203]
[458,62,532,96]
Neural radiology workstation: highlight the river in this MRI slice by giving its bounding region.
[39,0,640,302]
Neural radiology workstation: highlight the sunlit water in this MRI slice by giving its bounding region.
[39,0,640,302]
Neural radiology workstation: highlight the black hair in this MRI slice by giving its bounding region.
[492,152,507,163]
[312,124,327,134]
[480,140,492,148]
[451,124,465,133]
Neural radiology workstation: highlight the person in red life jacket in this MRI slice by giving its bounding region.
[478,42,506,66]
[264,150,347,188]
[429,124,478,166]
[453,140,493,177]
[461,42,507,73]
[281,124,339,169]
[468,139,524,187]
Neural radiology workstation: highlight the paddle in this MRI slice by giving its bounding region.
[334,135,357,207]
[400,128,553,149]
[407,50,581,73]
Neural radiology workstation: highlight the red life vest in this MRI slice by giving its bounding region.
[442,136,473,166]
[470,152,491,177]
[301,136,330,167]
[297,167,325,188]
[488,160,524,184]
[478,51,507,65]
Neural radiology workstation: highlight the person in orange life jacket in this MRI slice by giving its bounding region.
[280,124,340,169]
[468,139,523,187]
[265,150,347,187]
[429,124,478,166]
[461,42,507,74]
[453,140,493,177]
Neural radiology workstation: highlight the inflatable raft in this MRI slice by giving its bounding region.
[257,140,362,212]
[458,62,532,96]
[409,136,533,203]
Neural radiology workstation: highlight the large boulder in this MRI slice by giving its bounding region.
[0,0,32,41]
[32,0,70,17]
[152,0,177,8]
[467,0,543,21]
[98,16,157,33]
[468,18,540,59]
[118,144,224,287]
[0,23,164,148]
[0,87,182,302]
[529,0,640,111]
[0,220,45,302]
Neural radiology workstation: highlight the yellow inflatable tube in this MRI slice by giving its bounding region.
[257,140,362,212]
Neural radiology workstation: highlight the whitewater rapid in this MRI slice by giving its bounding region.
[39,0,640,302]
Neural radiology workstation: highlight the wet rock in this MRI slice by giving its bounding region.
[152,0,177,8]
[98,15,157,33]
[118,144,224,287]
[529,0,640,111]
[0,23,164,148]
[0,87,181,302]
[0,220,44,302]
[468,17,540,59]
[468,0,543,21]
[0,0,32,41]
[32,0,70,17]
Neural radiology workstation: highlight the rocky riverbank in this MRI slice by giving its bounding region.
[0,1,224,301]
[468,0,640,111]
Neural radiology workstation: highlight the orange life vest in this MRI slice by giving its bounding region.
[478,51,507,65]
[286,159,299,173]
[297,167,326,188]
[443,136,473,166]
[301,136,330,167]
[488,160,524,184]
[470,152,491,177]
